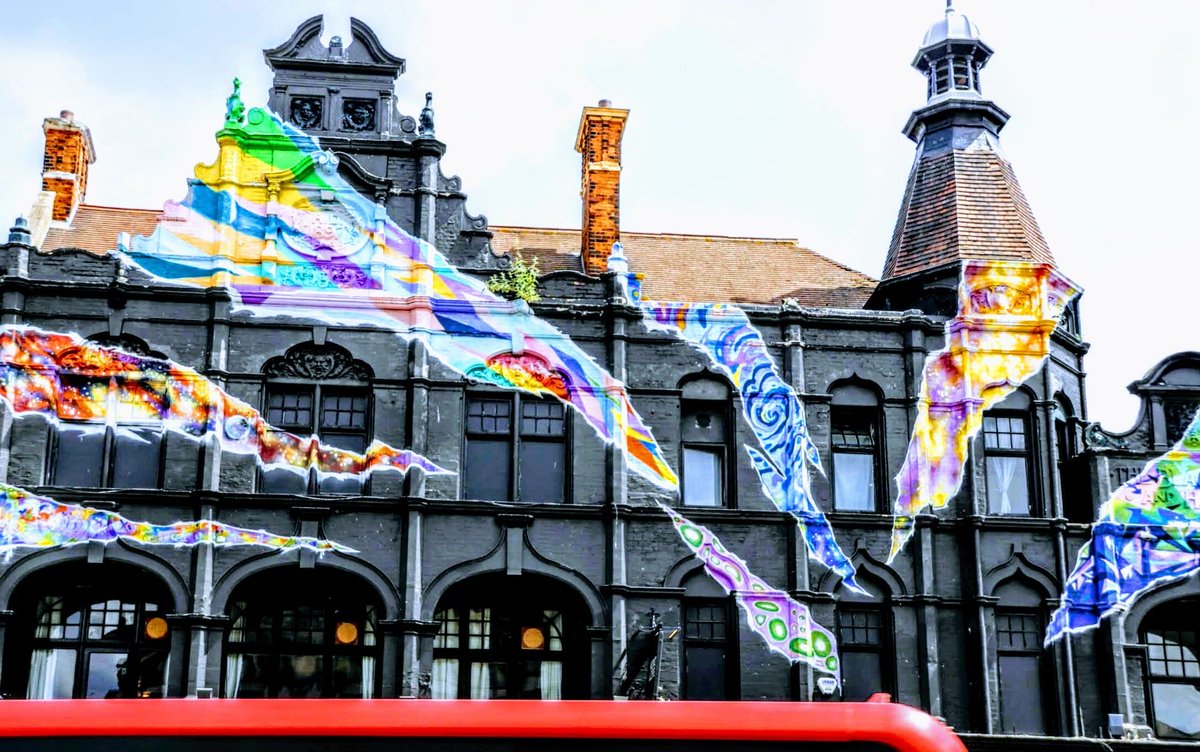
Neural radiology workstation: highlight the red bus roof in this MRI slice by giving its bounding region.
[0,698,965,752]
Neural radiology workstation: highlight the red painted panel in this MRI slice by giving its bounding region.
[0,699,966,752]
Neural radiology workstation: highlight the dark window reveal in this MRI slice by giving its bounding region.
[683,602,732,700]
[51,375,164,490]
[831,406,880,511]
[464,396,565,503]
[261,385,370,495]
[681,400,728,507]
[838,607,889,702]
[983,414,1033,515]
[996,610,1049,734]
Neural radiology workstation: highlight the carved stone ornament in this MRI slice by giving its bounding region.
[418,92,435,138]
[290,97,323,129]
[1084,422,1128,451]
[465,352,570,400]
[263,342,372,381]
[342,99,377,132]
[969,283,1034,316]
[278,207,371,261]
[416,671,432,699]
[276,264,372,291]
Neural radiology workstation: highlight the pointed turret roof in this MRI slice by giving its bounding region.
[872,2,1055,310]
[880,136,1053,280]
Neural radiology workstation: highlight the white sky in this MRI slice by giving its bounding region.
[1,1,1196,430]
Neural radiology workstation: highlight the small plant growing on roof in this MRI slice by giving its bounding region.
[487,249,541,304]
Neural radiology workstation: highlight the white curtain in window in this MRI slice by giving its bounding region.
[431,658,459,699]
[224,653,243,698]
[833,453,874,511]
[361,656,375,699]
[988,457,1020,514]
[539,661,563,700]
[27,649,71,699]
[160,652,171,698]
[469,662,491,699]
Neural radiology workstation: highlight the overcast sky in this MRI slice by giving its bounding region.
[1,1,1195,430]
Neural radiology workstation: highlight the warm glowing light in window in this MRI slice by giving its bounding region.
[335,621,359,645]
[521,627,545,650]
[144,616,169,640]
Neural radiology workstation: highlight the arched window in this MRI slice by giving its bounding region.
[431,574,590,699]
[4,562,173,699]
[679,376,732,508]
[681,570,737,700]
[260,341,374,495]
[1141,598,1200,740]
[222,568,382,698]
[830,381,884,512]
[835,574,894,702]
[49,334,171,490]
[994,578,1054,734]
[982,390,1037,516]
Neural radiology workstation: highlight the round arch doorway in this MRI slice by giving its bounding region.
[431,573,591,699]
[221,567,384,699]
[2,561,174,699]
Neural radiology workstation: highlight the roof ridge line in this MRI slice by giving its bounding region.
[492,225,808,244]
[76,203,162,213]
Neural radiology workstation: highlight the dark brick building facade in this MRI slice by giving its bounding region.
[0,9,1197,749]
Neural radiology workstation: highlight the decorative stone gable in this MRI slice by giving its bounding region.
[263,16,498,270]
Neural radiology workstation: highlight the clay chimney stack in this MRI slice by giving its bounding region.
[575,99,628,276]
[41,110,95,223]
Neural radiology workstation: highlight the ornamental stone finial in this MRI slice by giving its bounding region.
[225,77,246,126]
[418,92,435,138]
[7,216,31,245]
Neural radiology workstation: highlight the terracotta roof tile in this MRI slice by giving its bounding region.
[881,145,1054,280]
[492,226,876,307]
[39,207,877,309]
[41,204,162,255]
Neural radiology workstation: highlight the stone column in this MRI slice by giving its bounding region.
[603,270,631,697]
[186,501,218,696]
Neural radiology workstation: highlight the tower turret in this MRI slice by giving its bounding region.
[870,2,1055,314]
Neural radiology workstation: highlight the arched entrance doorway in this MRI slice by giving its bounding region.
[2,561,173,699]
[221,567,384,698]
[431,573,591,699]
